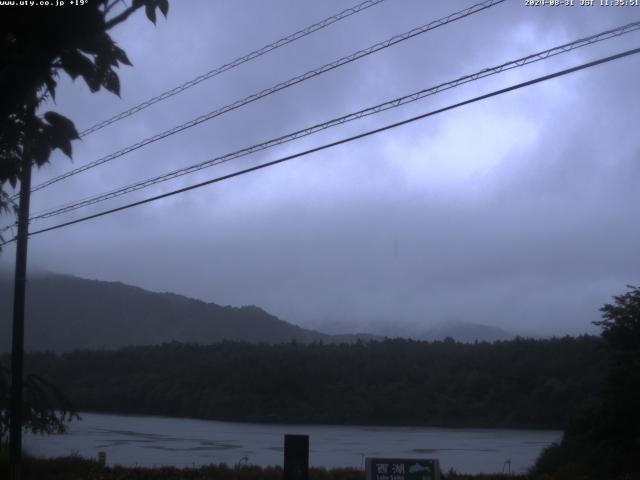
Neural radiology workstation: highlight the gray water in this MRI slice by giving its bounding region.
[25,413,561,474]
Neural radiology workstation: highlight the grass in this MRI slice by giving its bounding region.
[0,454,536,480]
[2,454,640,480]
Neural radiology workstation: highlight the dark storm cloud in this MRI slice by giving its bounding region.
[2,0,639,336]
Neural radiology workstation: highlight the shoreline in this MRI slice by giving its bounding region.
[68,410,567,433]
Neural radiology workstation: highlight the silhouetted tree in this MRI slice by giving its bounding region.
[593,285,640,472]
[0,360,77,449]
[535,285,640,479]
[0,0,169,246]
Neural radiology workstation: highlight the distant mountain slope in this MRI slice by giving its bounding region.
[422,321,513,343]
[369,319,513,343]
[0,272,332,352]
[0,272,513,352]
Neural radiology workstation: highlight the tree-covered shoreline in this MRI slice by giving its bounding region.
[18,336,605,430]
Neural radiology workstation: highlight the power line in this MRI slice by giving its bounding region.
[22,0,504,197]
[5,46,636,244]
[27,20,640,221]
[78,0,389,137]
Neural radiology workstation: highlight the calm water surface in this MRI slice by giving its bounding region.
[25,413,561,474]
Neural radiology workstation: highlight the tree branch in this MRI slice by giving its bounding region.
[104,3,141,30]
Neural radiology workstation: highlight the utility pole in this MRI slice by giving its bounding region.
[9,112,33,480]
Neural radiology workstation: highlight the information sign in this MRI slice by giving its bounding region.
[365,458,440,480]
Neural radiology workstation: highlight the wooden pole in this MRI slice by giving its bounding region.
[9,130,33,480]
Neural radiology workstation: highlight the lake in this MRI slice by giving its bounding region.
[25,413,561,474]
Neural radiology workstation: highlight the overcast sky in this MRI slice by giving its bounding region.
[2,0,639,336]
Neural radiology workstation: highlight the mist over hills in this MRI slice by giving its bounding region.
[1,271,512,352]
[310,317,514,343]
[0,272,320,351]
[422,321,513,343]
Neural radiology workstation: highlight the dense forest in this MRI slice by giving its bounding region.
[21,336,605,429]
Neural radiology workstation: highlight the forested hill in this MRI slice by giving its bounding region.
[0,272,344,352]
[24,336,606,429]
[0,271,512,352]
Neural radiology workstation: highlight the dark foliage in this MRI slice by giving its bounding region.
[0,454,599,480]
[0,0,169,246]
[0,360,77,446]
[534,286,640,479]
[0,454,372,480]
[20,336,605,430]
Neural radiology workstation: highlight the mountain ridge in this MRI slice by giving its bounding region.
[1,271,511,351]
[0,271,333,352]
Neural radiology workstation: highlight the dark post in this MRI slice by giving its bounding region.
[283,434,309,480]
[9,133,33,480]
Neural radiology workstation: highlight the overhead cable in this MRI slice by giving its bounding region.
[28,20,640,221]
[78,0,390,137]
[3,45,635,244]
[23,0,505,197]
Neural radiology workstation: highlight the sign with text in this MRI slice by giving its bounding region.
[365,458,440,480]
